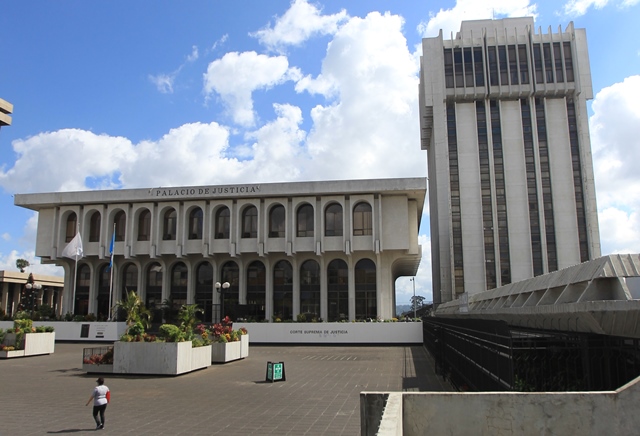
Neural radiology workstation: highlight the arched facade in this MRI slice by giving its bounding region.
[18,178,426,322]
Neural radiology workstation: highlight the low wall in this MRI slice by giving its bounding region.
[235,322,422,344]
[361,376,640,436]
[0,321,127,341]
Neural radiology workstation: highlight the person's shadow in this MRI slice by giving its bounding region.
[47,429,96,433]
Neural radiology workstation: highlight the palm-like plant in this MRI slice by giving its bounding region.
[177,304,202,341]
[115,290,152,329]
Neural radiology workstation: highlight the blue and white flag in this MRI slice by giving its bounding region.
[108,231,116,270]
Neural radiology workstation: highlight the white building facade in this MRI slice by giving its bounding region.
[15,178,426,322]
[419,18,601,305]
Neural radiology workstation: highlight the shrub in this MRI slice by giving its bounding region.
[158,324,184,342]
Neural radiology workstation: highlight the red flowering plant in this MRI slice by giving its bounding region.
[208,317,246,343]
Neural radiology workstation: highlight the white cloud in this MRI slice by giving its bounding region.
[560,0,640,16]
[2,233,10,241]
[590,75,640,254]
[187,45,199,62]
[149,73,175,94]
[417,0,537,38]
[149,45,200,94]
[300,11,425,181]
[251,0,348,52]
[0,249,63,277]
[203,51,300,127]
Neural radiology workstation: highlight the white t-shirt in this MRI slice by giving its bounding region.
[92,385,109,406]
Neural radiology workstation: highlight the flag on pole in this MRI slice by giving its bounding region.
[61,232,83,259]
[108,230,116,270]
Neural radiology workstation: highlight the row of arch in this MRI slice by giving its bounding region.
[74,258,378,322]
[65,201,374,244]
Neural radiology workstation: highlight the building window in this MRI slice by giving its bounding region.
[353,202,372,236]
[215,207,230,239]
[327,259,348,322]
[114,211,126,242]
[473,46,484,86]
[567,98,589,262]
[325,203,343,237]
[89,212,101,243]
[543,43,554,83]
[269,205,285,238]
[300,260,320,320]
[137,209,151,241]
[488,46,499,86]
[145,263,163,313]
[163,208,177,241]
[454,47,463,87]
[195,262,213,322]
[355,259,376,320]
[476,101,496,290]
[97,265,110,320]
[242,206,258,239]
[444,48,454,88]
[188,207,203,240]
[246,261,265,321]
[490,100,511,286]
[448,103,465,294]
[220,261,240,321]
[518,44,529,84]
[535,98,557,273]
[121,263,138,300]
[65,213,77,242]
[521,98,543,276]
[170,262,187,310]
[273,260,293,321]
[296,204,314,237]
[563,42,574,82]
[498,46,508,86]
[533,44,544,84]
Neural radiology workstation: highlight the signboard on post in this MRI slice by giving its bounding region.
[265,361,286,383]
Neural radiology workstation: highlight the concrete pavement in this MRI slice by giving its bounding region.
[0,343,452,435]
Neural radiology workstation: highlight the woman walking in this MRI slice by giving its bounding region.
[85,377,110,430]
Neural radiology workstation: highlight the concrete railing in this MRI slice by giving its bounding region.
[361,375,640,435]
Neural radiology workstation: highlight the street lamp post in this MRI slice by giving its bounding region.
[411,277,416,319]
[25,274,42,319]
[215,281,230,322]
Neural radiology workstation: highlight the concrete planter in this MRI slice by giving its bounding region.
[112,341,211,375]
[0,332,55,359]
[211,340,242,363]
[240,334,249,358]
[83,364,113,373]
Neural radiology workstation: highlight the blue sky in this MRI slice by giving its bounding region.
[1,0,639,304]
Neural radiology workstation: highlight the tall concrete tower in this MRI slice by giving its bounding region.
[419,18,601,305]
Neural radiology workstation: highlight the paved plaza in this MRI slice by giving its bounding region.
[0,343,452,435]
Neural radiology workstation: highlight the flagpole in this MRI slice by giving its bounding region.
[71,224,80,315]
[72,253,78,314]
[108,223,116,321]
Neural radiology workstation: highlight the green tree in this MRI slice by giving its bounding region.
[177,304,202,341]
[410,295,426,313]
[16,259,30,273]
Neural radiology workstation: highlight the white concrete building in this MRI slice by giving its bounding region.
[14,178,426,322]
[419,18,601,305]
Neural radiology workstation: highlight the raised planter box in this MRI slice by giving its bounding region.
[111,341,211,375]
[211,334,250,363]
[234,322,423,344]
[0,332,55,359]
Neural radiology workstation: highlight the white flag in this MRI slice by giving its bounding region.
[62,232,83,259]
